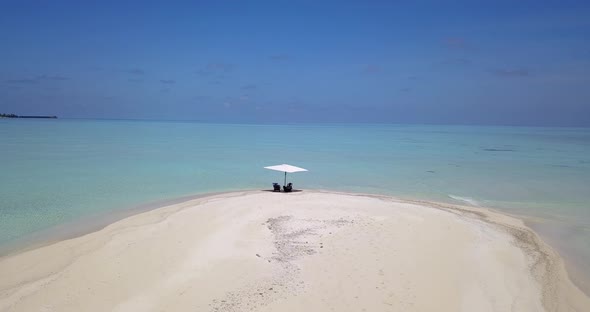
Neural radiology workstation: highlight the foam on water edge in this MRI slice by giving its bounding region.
[448,195,482,206]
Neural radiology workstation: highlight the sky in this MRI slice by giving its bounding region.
[1,0,589,126]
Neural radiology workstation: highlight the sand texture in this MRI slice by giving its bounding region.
[0,191,588,311]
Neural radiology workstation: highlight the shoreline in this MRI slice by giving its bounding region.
[0,190,243,258]
[0,189,541,258]
[1,189,589,295]
[0,190,589,310]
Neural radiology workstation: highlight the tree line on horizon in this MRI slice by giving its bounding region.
[0,113,57,119]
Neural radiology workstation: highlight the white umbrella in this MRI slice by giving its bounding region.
[264,164,308,186]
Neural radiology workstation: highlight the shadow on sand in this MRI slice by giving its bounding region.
[261,189,304,193]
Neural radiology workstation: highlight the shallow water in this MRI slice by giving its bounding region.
[1,119,589,287]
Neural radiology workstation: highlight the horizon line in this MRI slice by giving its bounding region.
[5,117,589,129]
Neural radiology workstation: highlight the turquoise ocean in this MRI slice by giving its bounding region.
[1,119,589,290]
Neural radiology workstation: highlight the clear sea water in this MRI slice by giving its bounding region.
[1,119,589,289]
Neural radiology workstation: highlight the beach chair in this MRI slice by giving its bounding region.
[273,183,281,192]
[283,183,293,192]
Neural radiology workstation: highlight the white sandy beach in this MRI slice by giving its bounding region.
[0,191,588,311]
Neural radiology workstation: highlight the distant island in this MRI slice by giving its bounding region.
[0,113,57,119]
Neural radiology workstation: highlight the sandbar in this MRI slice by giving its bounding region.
[0,191,588,311]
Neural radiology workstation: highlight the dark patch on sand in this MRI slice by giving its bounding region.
[209,215,351,311]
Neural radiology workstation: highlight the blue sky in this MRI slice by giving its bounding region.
[1,1,589,125]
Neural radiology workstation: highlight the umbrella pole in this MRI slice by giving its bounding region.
[284,172,287,186]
